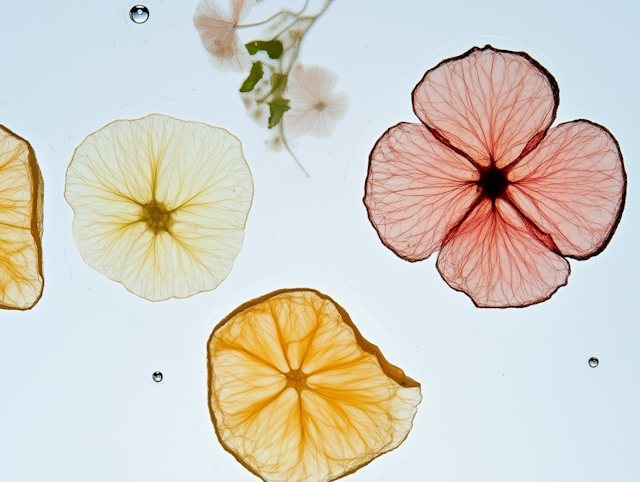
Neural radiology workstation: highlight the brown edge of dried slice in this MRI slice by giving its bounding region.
[0,124,44,311]
[206,287,421,482]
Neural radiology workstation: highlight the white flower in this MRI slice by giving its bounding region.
[193,0,255,72]
[283,64,350,139]
[64,114,254,302]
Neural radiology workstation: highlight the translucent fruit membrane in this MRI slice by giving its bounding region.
[64,114,253,302]
[208,288,422,482]
[0,125,44,310]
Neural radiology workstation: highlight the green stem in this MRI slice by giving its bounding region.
[280,122,309,177]
[240,0,336,176]
[236,0,310,29]
[275,0,335,75]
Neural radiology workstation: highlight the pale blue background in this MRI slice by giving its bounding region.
[0,0,638,481]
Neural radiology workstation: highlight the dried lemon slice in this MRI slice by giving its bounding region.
[0,125,44,310]
[208,289,421,482]
[64,114,253,302]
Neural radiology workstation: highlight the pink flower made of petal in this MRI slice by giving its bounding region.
[364,45,627,308]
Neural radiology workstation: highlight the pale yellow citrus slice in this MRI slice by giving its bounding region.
[0,125,44,310]
[208,289,422,482]
[64,114,253,302]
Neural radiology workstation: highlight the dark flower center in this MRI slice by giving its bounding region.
[285,368,309,392]
[477,164,509,201]
[140,200,173,234]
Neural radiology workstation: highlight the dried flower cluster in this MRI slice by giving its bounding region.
[194,0,349,175]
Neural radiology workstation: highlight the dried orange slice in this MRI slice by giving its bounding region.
[0,125,44,310]
[208,288,421,482]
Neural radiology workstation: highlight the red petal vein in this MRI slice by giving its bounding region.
[412,46,558,169]
[508,120,626,259]
[437,198,570,308]
[364,123,478,261]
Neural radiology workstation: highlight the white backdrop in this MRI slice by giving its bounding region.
[0,1,638,481]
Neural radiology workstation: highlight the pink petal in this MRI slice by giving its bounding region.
[193,0,251,72]
[412,45,558,169]
[364,123,479,261]
[507,120,626,259]
[437,198,570,308]
[229,0,255,23]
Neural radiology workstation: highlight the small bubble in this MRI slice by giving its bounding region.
[152,371,163,382]
[129,5,149,24]
[588,357,599,368]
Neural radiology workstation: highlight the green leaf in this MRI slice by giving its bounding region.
[245,40,284,59]
[239,62,264,93]
[269,73,288,97]
[267,97,290,129]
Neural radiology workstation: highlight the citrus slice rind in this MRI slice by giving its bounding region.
[208,288,422,482]
[0,125,44,310]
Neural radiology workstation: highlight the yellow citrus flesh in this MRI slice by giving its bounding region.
[208,289,421,482]
[0,125,43,310]
[64,114,253,302]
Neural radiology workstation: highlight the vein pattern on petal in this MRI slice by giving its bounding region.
[413,45,558,169]
[364,122,478,261]
[437,198,570,307]
[507,120,626,259]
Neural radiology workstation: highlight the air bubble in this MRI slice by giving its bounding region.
[588,357,599,368]
[152,371,163,382]
[129,5,149,24]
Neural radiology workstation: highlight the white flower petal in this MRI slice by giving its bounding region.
[284,64,350,139]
